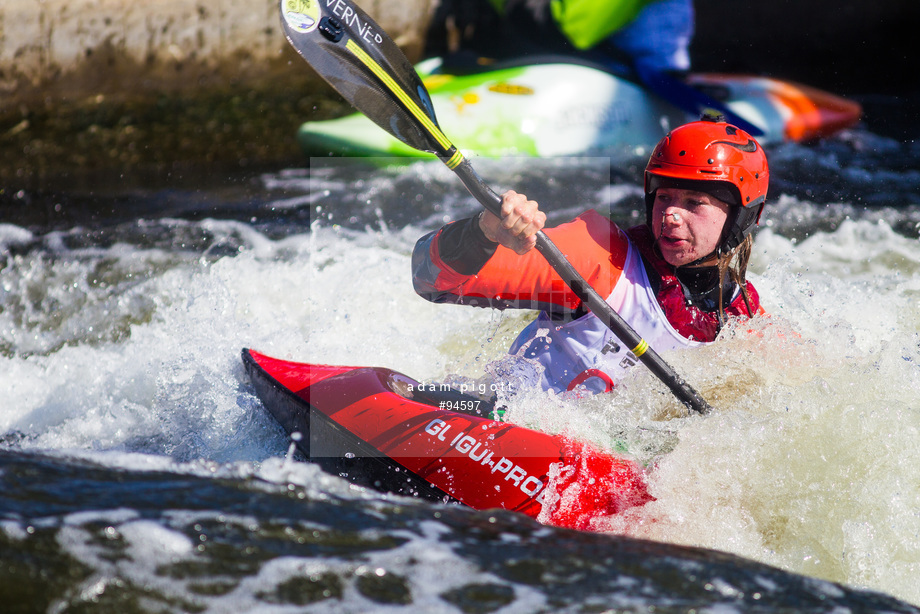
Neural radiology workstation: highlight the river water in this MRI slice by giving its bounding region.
[3,116,920,612]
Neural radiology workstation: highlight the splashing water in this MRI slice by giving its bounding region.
[3,137,920,610]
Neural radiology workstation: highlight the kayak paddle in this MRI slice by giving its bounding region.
[279,0,712,414]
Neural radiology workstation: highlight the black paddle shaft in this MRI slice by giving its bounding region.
[279,0,711,414]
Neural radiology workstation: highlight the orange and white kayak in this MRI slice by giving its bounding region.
[686,73,863,142]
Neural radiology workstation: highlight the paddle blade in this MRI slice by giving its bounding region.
[280,0,454,157]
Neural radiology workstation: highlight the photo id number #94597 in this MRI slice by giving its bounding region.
[438,400,481,411]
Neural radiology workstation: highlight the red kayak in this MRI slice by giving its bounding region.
[242,349,652,530]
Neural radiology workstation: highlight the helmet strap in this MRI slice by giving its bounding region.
[718,201,764,254]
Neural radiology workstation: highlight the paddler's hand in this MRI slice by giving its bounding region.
[479,190,547,255]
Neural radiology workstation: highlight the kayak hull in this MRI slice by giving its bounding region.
[242,349,652,529]
[686,73,863,142]
[298,58,861,163]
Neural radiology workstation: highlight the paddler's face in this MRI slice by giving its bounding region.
[652,188,731,267]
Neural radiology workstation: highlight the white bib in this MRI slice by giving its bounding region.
[506,240,703,394]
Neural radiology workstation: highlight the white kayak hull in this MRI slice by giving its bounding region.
[298,57,861,164]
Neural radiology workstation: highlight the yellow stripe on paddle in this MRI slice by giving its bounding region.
[345,39,455,154]
[631,339,649,358]
[443,149,465,169]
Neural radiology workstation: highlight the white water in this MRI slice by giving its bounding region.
[603,221,920,600]
[2,153,920,607]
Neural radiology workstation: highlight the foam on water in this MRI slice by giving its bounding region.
[574,218,920,604]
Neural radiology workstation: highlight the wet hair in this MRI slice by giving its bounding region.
[715,234,754,320]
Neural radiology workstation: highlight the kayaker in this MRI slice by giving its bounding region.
[426,0,694,75]
[412,117,768,394]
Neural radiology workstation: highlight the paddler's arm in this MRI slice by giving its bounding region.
[429,190,545,274]
[412,191,547,305]
[412,193,625,312]
[429,213,500,276]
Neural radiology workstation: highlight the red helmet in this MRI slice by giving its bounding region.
[644,117,769,254]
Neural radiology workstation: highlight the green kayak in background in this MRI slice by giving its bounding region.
[298,56,862,166]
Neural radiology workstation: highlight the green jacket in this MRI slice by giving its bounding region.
[487,0,655,49]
